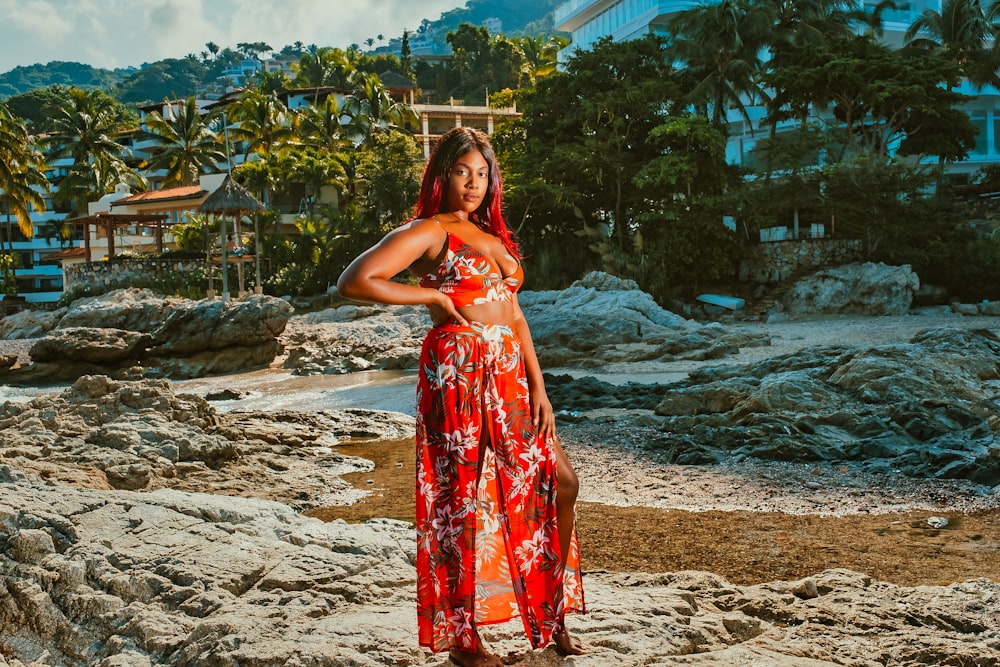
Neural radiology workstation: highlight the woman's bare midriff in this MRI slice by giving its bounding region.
[456,301,515,327]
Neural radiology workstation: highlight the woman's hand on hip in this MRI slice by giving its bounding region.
[428,290,468,327]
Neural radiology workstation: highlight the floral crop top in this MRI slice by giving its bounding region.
[419,232,524,307]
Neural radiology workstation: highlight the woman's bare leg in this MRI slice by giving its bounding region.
[550,438,587,656]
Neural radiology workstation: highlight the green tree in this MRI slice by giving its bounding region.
[4,85,76,132]
[0,103,48,251]
[293,47,353,104]
[514,34,568,82]
[114,58,208,105]
[343,72,418,144]
[400,30,414,79]
[667,0,772,127]
[904,0,1000,90]
[47,87,137,213]
[296,95,351,152]
[446,24,527,103]
[236,42,274,61]
[354,130,422,233]
[631,116,742,296]
[822,156,936,257]
[139,98,227,186]
[494,35,684,288]
[764,36,974,162]
[227,88,296,160]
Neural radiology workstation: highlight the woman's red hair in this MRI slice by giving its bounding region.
[412,127,520,258]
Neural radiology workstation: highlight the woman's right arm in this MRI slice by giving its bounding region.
[336,220,468,325]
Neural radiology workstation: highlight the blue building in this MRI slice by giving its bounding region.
[554,0,1000,184]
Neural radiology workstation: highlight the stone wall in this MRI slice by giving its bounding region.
[65,257,208,292]
[739,238,863,284]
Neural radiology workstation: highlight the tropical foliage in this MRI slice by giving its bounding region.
[0,103,48,246]
[139,98,228,186]
[5,8,1000,302]
[46,87,139,213]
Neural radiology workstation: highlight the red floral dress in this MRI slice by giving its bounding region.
[415,236,585,653]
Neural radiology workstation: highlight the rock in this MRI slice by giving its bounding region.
[0,307,64,339]
[552,327,1000,484]
[520,272,767,367]
[29,327,154,364]
[280,304,430,375]
[783,262,919,316]
[8,528,56,563]
[2,463,999,666]
[4,289,293,382]
[150,295,292,355]
[979,300,1000,316]
[58,288,175,331]
[0,376,413,506]
[204,389,248,401]
[952,302,981,316]
[281,273,771,374]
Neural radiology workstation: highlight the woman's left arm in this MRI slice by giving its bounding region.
[511,295,556,441]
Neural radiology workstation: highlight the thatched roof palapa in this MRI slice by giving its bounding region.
[197,174,264,215]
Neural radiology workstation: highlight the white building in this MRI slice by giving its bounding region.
[553,0,1000,183]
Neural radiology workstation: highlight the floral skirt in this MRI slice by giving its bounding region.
[415,321,585,653]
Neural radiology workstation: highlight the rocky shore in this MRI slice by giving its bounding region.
[2,265,1000,665]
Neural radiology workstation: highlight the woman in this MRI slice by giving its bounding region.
[337,127,585,666]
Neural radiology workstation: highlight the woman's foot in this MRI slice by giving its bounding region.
[553,628,587,656]
[448,646,503,667]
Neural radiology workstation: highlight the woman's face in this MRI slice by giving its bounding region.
[444,149,489,215]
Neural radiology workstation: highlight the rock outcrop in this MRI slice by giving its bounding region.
[519,272,754,367]
[783,262,919,316]
[546,326,1000,484]
[2,377,998,666]
[0,375,412,508]
[280,303,431,375]
[0,289,293,382]
[281,273,770,375]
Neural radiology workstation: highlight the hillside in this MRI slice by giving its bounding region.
[0,61,132,98]
[0,1,562,102]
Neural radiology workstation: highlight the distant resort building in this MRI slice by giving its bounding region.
[553,0,1000,185]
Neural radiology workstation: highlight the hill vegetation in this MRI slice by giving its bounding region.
[0,61,130,98]
[0,0,560,103]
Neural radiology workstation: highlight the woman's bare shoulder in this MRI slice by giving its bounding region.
[386,217,443,239]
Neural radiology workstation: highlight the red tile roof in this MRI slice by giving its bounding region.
[45,247,87,260]
[113,185,206,205]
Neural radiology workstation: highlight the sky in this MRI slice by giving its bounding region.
[0,0,463,73]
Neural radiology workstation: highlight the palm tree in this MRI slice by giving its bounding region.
[0,104,48,252]
[227,88,297,158]
[668,0,772,127]
[287,149,348,211]
[762,0,861,65]
[516,34,569,81]
[228,89,296,207]
[140,98,227,187]
[342,72,418,144]
[47,88,134,213]
[297,95,351,152]
[905,0,1000,90]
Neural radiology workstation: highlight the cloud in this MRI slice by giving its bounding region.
[0,0,461,73]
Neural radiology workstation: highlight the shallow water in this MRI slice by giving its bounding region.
[174,367,419,414]
[0,368,420,415]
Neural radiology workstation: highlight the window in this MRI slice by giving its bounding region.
[970,111,988,155]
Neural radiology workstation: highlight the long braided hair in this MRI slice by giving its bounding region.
[412,127,520,258]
